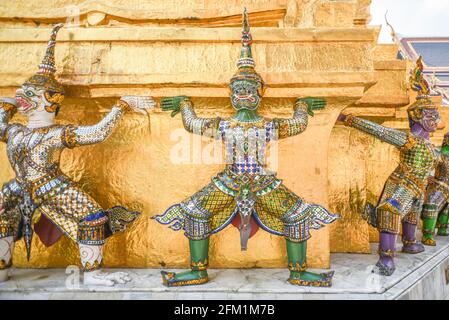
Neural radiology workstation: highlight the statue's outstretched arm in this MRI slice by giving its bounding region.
[60,96,155,149]
[339,114,415,150]
[60,101,129,148]
[0,98,17,143]
[272,97,325,139]
[162,96,221,137]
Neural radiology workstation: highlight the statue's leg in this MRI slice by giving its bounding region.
[39,188,107,273]
[78,218,111,286]
[0,236,14,282]
[78,210,135,286]
[421,205,437,246]
[421,190,445,246]
[375,209,401,276]
[156,182,231,287]
[286,239,333,287]
[0,182,21,281]
[402,211,425,254]
[375,231,397,276]
[437,206,449,236]
[39,186,135,286]
[422,218,437,245]
[79,243,103,272]
[262,185,336,287]
[161,238,209,287]
[78,243,131,286]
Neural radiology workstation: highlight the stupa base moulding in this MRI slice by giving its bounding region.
[1,236,448,300]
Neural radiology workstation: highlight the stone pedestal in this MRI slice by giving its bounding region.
[1,236,448,300]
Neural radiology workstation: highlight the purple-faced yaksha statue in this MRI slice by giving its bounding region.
[337,57,443,276]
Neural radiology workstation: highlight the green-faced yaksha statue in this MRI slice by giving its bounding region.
[153,8,338,287]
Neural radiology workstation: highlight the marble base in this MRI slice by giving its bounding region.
[1,236,449,300]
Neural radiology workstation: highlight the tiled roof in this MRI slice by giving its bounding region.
[411,42,449,67]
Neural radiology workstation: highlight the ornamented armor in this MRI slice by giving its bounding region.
[157,101,335,246]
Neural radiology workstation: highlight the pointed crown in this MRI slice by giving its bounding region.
[230,8,265,91]
[407,56,437,122]
[410,56,431,98]
[23,23,65,95]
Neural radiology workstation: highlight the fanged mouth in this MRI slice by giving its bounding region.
[16,97,33,111]
[235,95,256,102]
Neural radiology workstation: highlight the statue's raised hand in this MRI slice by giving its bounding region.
[120,96,156,115]
[161,96,189,117]
[337,113,347,122]
[296,97,326,117]
[0,97,18,107]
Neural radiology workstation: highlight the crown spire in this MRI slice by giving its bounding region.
[230,8,264,90]
[38,23,64,76]
[410,56,430,98]
[237,8,255,69]
[407,56,437,121]
[23,23,65,100]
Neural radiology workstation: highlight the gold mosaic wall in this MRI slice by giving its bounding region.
[0,0,422,269]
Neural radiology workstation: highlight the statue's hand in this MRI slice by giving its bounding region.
[0,97,18,107]
[337,113,347,122]
[161,96,189,118]
[296,97,326,117]
[119,96,156,115]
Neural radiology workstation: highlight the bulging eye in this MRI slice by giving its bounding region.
[25,91,34,97]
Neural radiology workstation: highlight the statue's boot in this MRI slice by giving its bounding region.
[374,232,396,276]
[401,221,425,254]
[0,236,14,282]
[421,218,437,246]
[161,238,209,287]
[286,239,334,287]
[437,213,449,236]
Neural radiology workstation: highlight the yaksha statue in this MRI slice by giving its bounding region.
[0,24,154,285]
[154,9,338,287]
[421,132,449,245]
[337,56,443,276]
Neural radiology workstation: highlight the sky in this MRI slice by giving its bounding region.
[369,0,449,43]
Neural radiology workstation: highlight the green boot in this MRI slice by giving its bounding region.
[422,218,437,246]
[437,213,449,236]
[161,238,209,287]
[286,239,334,287]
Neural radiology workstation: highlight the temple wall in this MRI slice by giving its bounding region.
[0,0,420,268]
[329,44,407,251]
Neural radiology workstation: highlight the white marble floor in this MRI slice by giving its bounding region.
[1,235,449,300]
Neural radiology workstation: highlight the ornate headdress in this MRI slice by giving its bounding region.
[23,23,65,108]
[230,8,265,94]
[407,56,437,122]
